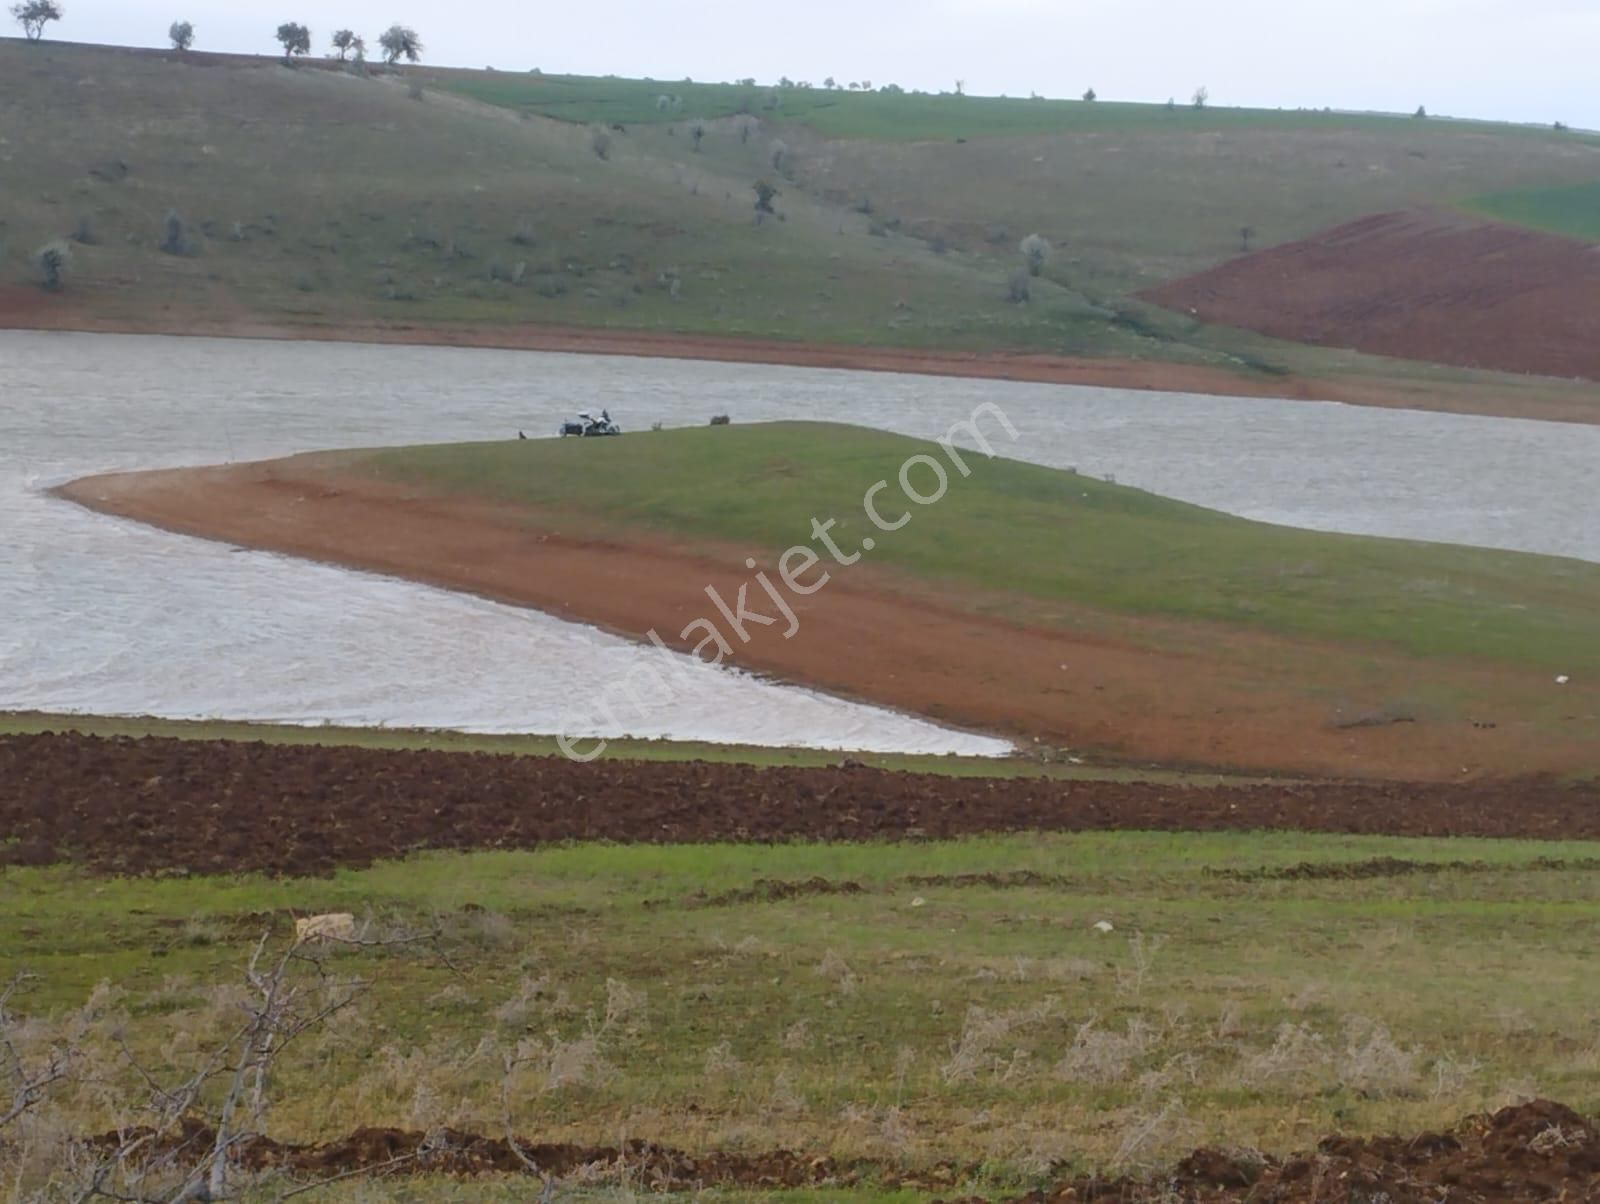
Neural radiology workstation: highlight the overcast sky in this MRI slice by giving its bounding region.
[33,0,1600,129]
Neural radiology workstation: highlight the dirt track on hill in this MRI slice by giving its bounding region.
[1143,208,1600,382]
[5,733,1600,877]
[57,458,1600,783]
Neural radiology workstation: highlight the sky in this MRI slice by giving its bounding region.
[25,0,1600,129]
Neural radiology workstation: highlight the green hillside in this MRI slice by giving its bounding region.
[1466,180,1600,242]
[5,38,1600,387]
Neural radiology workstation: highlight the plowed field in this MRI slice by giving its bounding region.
[6,733,1600,876]
[1143,209,1600,380]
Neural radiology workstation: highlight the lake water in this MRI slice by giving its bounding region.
[3,330,1597,750]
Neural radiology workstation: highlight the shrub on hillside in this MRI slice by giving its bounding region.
[1020,232,1052,277]
[753,179,779,217]
[168,19,193,50]
[160,210,196,256]
[1007,267,1031,304]
[35,242,71,291]
[590,126,612,161]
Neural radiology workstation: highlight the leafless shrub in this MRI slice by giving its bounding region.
[590,126,613,161]
[703,1040,742,1078]
[815,949,857,995]
[1237,1021,1328,1088]
[1430,1052,1482,1099]
[1111,1098,1192,1173]
[1006,267,1031,304]
[1336,1015,1420,1097]
[942,998,1058,1084]
[493,973,572,1027]
[1116,932,1165,997]
[1055,1015,1154,1085]
[769,139,789,172]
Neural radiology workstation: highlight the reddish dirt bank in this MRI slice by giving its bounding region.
[6,292,1600,425]
[57,458,1600,782]
[6,733,1600,877]
[961,1100,1600,1203]
[1143,208,1600,383]
[91,1101,1600,1201]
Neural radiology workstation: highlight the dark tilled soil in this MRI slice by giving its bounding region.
[95,1101,1600,1200]
[954,1099,1600,1202]
[6,733,1600,877]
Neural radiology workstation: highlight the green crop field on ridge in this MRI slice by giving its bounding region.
[1465,180,1600,242]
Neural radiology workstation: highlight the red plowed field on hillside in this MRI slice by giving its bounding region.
[1143,209,1600,380]
[5,733,1600,877]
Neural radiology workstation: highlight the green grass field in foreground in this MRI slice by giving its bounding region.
[5,832,1599,1198]
[359,422,1600,671]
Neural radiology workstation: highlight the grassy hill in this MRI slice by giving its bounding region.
[6,38,1600,387]
[1465,180,1600,242]
[360,422,1600,672]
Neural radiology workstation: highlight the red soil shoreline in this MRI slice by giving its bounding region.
[7,306,1600,425]
[55,456,1600,782]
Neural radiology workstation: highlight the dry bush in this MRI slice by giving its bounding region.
[1055,1015,1155,1086]
[814,950,858,996]
[1336,1015,1420,1097]
[1116,932,1165,997]
[1235,1021,1328,1089]
[493,973,573,1027]
[942,998,1058,1085]
[1110,1097,1194,1174]
[780,1020,812,1051]
[1430,1052,1482,1099]
[702,1040,742,1079]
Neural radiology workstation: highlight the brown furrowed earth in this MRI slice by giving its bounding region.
[1142,208,1600,382]
[57,459,1600,783]
[7,732,1600,877]
[88,1100,1600,1201]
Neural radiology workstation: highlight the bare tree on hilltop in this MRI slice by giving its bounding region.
[10,0,62,41]
[379,23,423,65]
[275,20,310,63]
